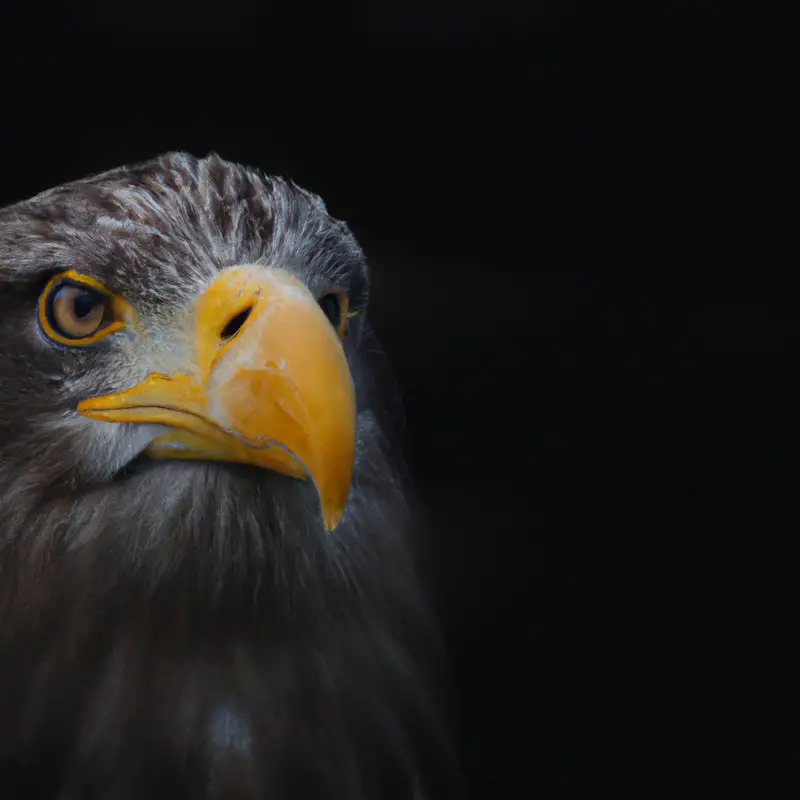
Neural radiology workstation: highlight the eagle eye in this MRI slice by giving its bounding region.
[38,271,126,346]
[318,292,349,339]
[51,286,106,338]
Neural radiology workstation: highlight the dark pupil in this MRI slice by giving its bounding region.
[318,294,341,329]
[73,290,97,319]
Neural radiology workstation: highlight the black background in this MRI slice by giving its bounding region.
[2,3,798,796]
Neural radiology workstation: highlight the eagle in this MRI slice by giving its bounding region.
[0,153,461,799]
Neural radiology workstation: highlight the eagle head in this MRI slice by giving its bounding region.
[0,153,457,797]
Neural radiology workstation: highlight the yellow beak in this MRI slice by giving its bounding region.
[77,266,356,531]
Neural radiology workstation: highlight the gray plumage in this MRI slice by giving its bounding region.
[0,153,460,799]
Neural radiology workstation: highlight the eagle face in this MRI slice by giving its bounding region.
[0,152,381,580]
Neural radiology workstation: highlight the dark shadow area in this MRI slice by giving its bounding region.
[2,2,796,795]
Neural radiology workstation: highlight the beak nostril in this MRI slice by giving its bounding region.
[220,306,253,341]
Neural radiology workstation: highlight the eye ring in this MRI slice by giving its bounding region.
[38,271,126,346]
[318,292,350,339]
